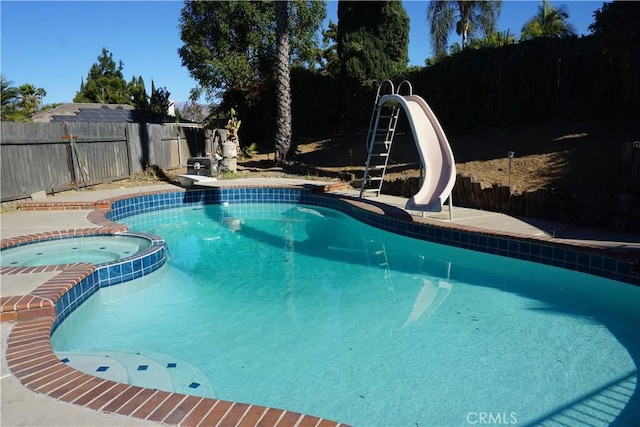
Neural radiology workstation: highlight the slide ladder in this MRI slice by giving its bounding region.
[359,80,403,197]
[358,80,456,218]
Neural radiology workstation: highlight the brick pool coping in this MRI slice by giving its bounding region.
[2,183,639,426]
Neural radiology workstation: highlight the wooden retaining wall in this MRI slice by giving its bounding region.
[381,142,640,231]
[384,173,638,232]
[0,123,211,202]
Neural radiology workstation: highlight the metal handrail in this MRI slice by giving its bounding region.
[396,80,413,96]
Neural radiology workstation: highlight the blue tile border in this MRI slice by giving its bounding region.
[41,232,167,331]
[101,187,640,286]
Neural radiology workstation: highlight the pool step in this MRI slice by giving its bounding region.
[56,350,214,397]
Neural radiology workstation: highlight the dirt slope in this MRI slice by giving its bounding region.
[82,118,638,229]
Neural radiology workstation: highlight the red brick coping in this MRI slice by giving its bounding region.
[6,318,344,426]
[0,263,95,322]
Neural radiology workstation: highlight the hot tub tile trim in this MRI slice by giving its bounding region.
[1,232,166,321]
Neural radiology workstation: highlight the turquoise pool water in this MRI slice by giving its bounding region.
[1,235,151,266]
[51,203,640,426]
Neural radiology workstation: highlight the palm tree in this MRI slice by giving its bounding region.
[19,83,41,115]
[35,87,47,110]
[427,0,502,58]
[521,0,577,40]
[274,0,292,164]
[1,75,20,121]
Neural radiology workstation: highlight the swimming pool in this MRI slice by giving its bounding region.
[50,195,640,427]
[0,235,151,267]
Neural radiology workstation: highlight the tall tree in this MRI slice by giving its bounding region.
[274,0,292,163]
[427,0,502,58]
[128,76,148,110]
[288,1,328,68]
[18,83,45,115]
[73,48,129,104]
[149,80,171,118]
[178,1,271,112]
[319,20,340,77]
[337,0,409,83]
[520,0,577,40]
[178,0,325,116]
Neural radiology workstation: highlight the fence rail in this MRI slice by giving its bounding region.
[1,122,210,202]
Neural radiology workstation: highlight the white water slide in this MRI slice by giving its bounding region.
[377,94,457,214]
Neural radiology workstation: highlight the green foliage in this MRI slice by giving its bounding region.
[520,0,577,40]
[427,0,502,58]
[589,1,640,42]
[288,0,328,68]
[1,75,47,121]
[178,0,325,117]
[128,76,148,110]
[178,1,271,108]
[18,83,45,115]
[467,30,516,49]
[225,108,241,141]
[337,0,409,83]
[149,80,171,118]
[242,142,258,158]
[201,0,636,142]
[74,48,130,104]
[336,0,409,129]
[406,33,638,132]
[318,20,340,77]
[71,48,172,122]
[1,76,20,107]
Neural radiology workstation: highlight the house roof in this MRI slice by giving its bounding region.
[31,103,135,123]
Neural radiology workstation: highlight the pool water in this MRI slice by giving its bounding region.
[51,203,640,426]
[1,235,150,266]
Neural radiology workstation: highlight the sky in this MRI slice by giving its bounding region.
[0,1,605,105]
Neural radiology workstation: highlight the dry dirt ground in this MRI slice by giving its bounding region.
[241,118,638,197]
[88,118,637,216]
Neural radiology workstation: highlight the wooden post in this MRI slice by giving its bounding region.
[62,123,80,190]
[124,124,133,176]
[177,129,182,166]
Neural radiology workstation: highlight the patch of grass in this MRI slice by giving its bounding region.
[220,171,244,180]
[0,202,19,214]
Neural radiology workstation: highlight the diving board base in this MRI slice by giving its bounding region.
[177,174,218,187]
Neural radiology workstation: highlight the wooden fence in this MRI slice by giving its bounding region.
[1,122,211,202]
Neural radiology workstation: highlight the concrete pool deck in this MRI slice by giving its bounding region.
[2,179,639,426]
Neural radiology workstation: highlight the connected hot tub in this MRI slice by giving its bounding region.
[1,234,152,267]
